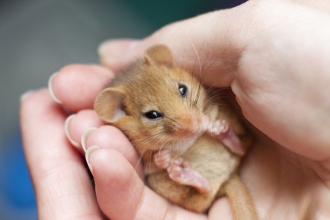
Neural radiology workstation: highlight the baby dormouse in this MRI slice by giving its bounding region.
[94,45,258,218]
[95,45,216,172]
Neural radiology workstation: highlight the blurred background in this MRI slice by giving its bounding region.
[0,0,245,219]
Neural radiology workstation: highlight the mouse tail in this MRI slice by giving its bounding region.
[298,193,316,220]
[223,174,258,220]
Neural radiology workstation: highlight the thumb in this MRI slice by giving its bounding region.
[98,0,330,88]
[97,7,247,87]
[86,147,207,220]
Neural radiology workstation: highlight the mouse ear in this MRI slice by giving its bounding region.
[94,88,126,123]
[144,44,174,67]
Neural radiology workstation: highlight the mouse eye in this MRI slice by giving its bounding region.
[144,110,163,120]
[178,84,188,97]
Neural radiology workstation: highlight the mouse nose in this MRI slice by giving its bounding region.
[178,113,202,137]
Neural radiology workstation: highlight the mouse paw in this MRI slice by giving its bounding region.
[208,119,229,135]
[209,120,246,156]
[167,158,211,194]
[153,149,171,169]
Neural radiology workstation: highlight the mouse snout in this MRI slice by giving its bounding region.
[176,112,203,137]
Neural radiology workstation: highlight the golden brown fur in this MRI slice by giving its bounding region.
[148,134,240,213]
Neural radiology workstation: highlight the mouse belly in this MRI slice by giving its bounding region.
[147,134,240,213]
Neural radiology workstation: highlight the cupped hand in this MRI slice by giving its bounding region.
[21,0,330,219]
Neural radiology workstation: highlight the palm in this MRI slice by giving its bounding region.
[207,135,321,219]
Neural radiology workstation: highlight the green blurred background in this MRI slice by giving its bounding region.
[0,0,245,219]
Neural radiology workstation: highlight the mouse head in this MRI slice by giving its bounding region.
[94,45,208,151]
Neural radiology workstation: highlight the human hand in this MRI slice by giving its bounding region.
[21,69,209,220]
[21,0,330,219]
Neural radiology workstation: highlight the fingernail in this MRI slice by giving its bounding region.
[48,72,62,104]
[98,39,139,66]
[64,114,80,147]
[98,40,139,56]
[81,127,97,152]
[97,40,112,57]
[20,90,35,102]
[85,145,100,175]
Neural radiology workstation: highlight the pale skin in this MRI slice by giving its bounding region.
[20,0,330,219]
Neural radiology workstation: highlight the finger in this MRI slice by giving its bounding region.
[64,110,104,151]
[208,197,233,220]
[20,89,102,219]
[87,148,207,220]
[82,125,144,178]
[98,7,243,88]
[49,64,115,112]
[98,0,330,89]
[98,39,140,73]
